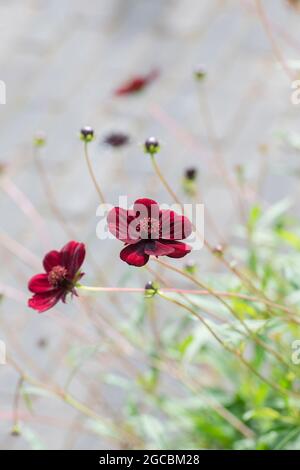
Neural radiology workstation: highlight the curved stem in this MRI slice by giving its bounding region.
[8,356,137,445]
[255,0,295,81]
[34,146,74,239]
[77,283,298,315]
[150,155,183,208]
[149,149,272,301]
[153,258,298,369]
[157,291,300,398]
[83,142,106,204]
[12,376,24,434]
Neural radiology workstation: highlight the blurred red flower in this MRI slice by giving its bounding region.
[114,69,159,96]
[28,241,85,313]
[108,198,192,267]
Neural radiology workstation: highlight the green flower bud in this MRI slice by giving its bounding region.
[33,131,46,148]
[213,244,224,257]
[144,137,160,156]
[80,126,94,143]
[184,260,198,275]
[194,65,206,81]
[144,281,159,298]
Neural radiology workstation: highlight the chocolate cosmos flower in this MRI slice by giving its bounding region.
[107,198,192,267]
[103,132,130,148]
[114,69,159,96]
[28,241,85,313]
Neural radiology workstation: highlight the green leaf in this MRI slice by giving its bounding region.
[276,228,300,250]
[244,407,280,422]
[248,205,262,233]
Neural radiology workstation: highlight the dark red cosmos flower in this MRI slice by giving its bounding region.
[103,131,130,148]
[114,69,159,96]
[28,241,85,313]
[107,198,192,267]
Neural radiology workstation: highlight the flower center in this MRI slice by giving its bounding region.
[139,217,160,239]
[48,265,68,287]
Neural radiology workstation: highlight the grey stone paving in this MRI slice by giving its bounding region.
[0,0,299,449]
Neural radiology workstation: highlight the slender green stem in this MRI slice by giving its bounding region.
[83,142,106,204]
[77,283,298,317]
[150,155,183,208]
[157,291,300,398]
[34,146,74,239]
[149,150,275,302]
[255,0,295,82]
[154,258,298,370]
[8,356,137,445]
[12,376,24,434]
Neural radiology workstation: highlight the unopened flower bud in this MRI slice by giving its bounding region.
[185,167,198,181]
[33,131,46,148]
[144,281,159,298]
[37,337,48,349]
[184,260,198,275]
[11,424,21,437]
[144,137,160,156]
[194,64,206,81]
[183,167,198,196]
[103,131,130,148]
[80,126,94,143]
[213,244,224,257]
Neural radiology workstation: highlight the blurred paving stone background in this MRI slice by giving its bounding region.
[0,0,300,449]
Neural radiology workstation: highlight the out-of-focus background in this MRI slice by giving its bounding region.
[1,0,300,450]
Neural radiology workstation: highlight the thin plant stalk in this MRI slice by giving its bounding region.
[83,142,106,204]
[150,155,183,208]
[77,283,298,317]
[153,258,297,370]
[255,0,295,81]
[157,291,300,399]
[34,146,74,239]
[150,152,293,306]
[8,356,139,446]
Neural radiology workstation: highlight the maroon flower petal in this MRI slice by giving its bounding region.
[115,77,146,95]
[160,210,192,240]
[160,240,192,258]
[144,241,176,257]
[120,242,149,267]
[114,69,159,96]
[43,250,61,272]
[107,207,138,243]
[133,198,160,220]
[28,290,63,313]
[28,274,54,294]
[61,241,86,279]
